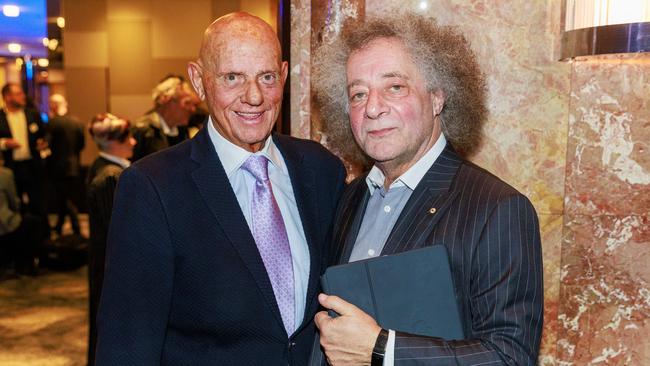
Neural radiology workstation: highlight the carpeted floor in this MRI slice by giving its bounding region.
[0,215,89,366]
[0,266,88,366]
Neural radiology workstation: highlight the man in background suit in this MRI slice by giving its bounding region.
[310,14,543,365]
[0,83,48,219]
[95,12,346,365]
[47,94,85,236]
[131,76,197,162]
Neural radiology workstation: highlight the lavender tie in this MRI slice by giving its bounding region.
[241,155,295,335]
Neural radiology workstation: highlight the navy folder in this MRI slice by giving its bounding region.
[321,245,464,340]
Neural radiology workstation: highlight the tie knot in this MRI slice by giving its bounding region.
[241,154,270,182]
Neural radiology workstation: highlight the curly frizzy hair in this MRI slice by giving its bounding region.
[312,13,487,159]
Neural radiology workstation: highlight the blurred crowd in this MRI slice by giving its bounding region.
[0,74,204,281]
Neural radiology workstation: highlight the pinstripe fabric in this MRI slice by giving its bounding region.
[312,144,543,366]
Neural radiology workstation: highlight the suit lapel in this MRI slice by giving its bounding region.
[336,180,370,264]
[272,134,320,329]
[381,144,464,255]
[190,128,286,338]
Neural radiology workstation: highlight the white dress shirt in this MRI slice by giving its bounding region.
[206,117,309,334]
[4,109,31,161]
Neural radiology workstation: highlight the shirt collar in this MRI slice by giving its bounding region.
[365,133,447,195]
[206,116,287,178]
[158,113,179,137]
[99,151,131,169]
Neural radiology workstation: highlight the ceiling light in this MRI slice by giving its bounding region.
[8,43,21,53]
[47,38,59,50]
[42,37,49,47]
[37,58,49,67]
[56,16,65,28]
[2,5,20,17]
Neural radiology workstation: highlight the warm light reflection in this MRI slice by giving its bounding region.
[56,16,65,28]
[37,58,49,67]
[15,58,23,66]
[42,37,49,47]
[2,5,20,17]
[8,43,21,53]
[419,1,428,11]
[566,0,650,30]
[47,38,59,51]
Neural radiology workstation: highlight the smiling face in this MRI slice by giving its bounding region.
[188,14,287,153]
[346,37,444,179]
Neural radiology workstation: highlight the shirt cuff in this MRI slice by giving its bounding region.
[383,329,396,366]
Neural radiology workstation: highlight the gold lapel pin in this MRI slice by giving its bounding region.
[428,208,437,214]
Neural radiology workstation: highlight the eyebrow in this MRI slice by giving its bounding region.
[347,72,410,88]
[216,70,278,77]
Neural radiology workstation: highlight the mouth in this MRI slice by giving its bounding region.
[367,127,396,138]
[234,111,264,122]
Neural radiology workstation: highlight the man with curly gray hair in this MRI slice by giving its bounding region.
[311,13,543,366]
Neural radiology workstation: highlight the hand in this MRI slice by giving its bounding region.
[36,138,48,151]
[315,294,382,366]
[4,139,20,149]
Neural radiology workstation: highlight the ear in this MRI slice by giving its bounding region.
[430,89,446,116]
[280,60,289,88]
[187,61,206,100]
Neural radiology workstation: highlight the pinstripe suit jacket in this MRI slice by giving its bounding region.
[312,144,543,365]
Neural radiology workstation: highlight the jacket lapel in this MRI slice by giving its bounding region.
[380,144,464,255]
[189,128,286,338]
[336,180,370,264]
[272,134,321,330]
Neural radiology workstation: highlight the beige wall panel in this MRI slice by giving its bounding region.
[212,0,240,18]
[240,0,275,30]
[110,94,152,121]
[64,31,109,68]
[151,58,194,85]
[64,0,107,31]
[107,0,151,21]
[151,1,212,59]
[64,67,108,165]
[107,20,152,95]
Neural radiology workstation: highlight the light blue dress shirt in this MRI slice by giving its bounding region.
[353,133,447,365]
[206,118,309,334]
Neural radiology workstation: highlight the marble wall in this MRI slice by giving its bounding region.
[291,0,650,364]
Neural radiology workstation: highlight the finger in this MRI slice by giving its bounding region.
[319,294,359,316]
[314,310,331,330]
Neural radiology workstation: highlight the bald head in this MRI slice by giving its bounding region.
[198,12,282,70]
[187,12,288,152]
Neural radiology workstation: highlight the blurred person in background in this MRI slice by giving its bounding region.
[0,83,49,272]
[47,94,85,237]
[86,113,136,366]
[0,154,44,278]
[131,76,197,161]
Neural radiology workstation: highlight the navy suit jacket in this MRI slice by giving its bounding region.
[95,126,346,365]
[312,144,543,365]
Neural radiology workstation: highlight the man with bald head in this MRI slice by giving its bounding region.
[95,12,346,365]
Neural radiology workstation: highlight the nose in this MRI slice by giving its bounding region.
[365,90,389,119]
[242,79,263,106]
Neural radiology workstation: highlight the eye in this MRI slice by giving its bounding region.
[350,92,367,103]
[388,84,408,96]
[259,73,278,85]
[223,73,244,87]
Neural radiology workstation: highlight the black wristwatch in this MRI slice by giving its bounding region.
[371,328,389,366]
